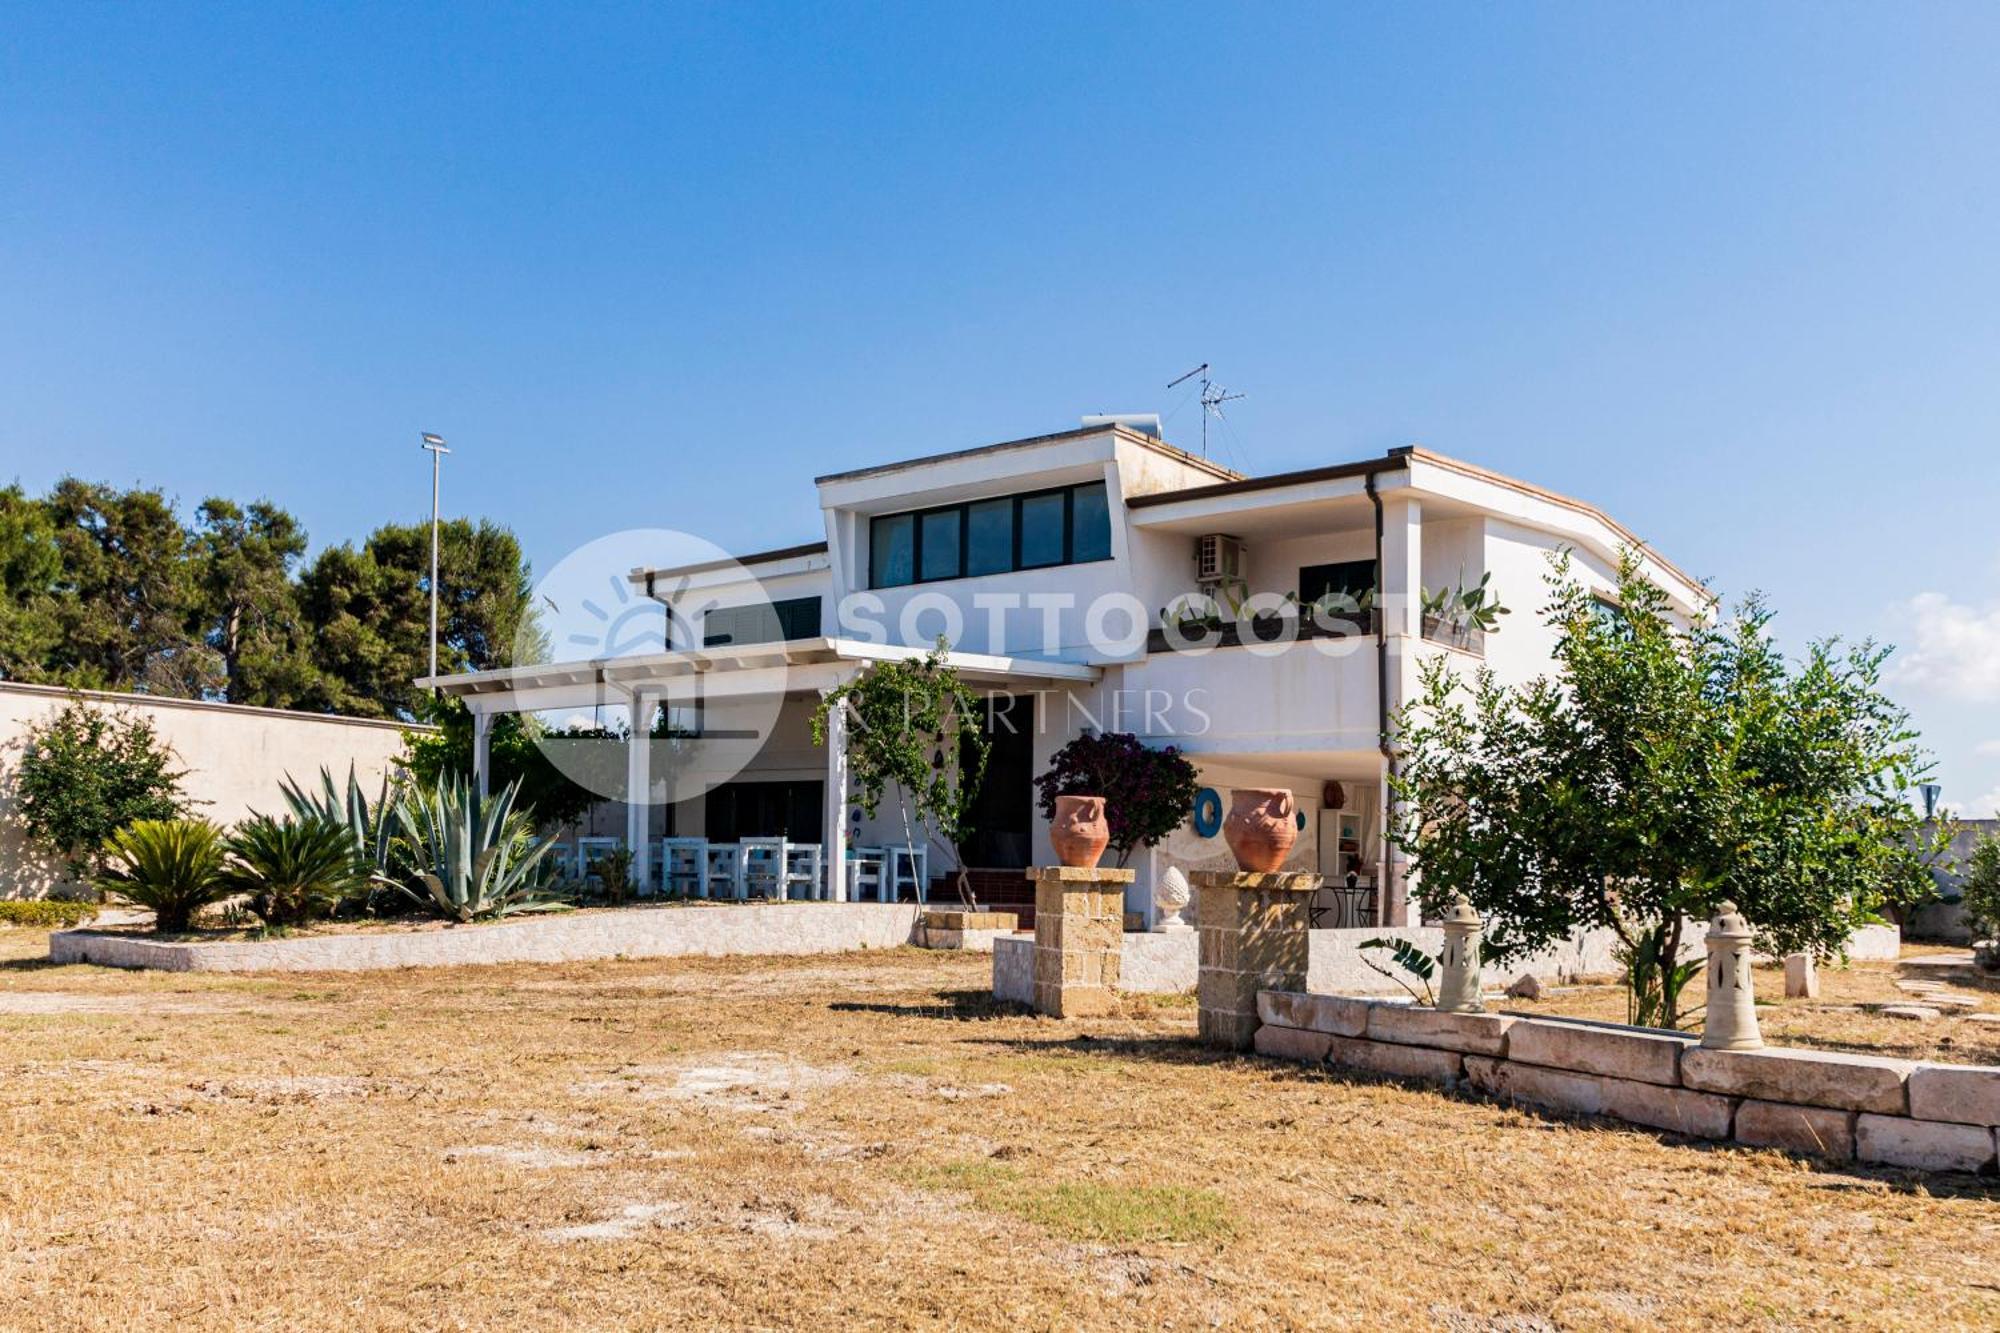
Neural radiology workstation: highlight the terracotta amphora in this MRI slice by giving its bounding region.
[1051,795,1111,869]
[1223,788,1297,873]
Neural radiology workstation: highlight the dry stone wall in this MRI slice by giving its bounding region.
[1253,990,2000,1174]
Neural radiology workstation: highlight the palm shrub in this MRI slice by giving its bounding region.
[222,815,372,927]
[394,774,555,922]
[95,819,229,933]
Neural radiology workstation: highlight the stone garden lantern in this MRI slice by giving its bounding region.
[1435,894,1485,1013]
[1700,900,1764,1050]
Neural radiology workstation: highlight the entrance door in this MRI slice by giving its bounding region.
[959,692,1035,868]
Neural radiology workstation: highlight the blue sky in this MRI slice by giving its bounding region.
[4,3,1999,805]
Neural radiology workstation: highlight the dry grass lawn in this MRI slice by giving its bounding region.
[3,928,1999,1331]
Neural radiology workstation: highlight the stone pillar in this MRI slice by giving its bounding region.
[1029,866,1135,1018]
[1436,895,1484,1013]
[1193,870,1321,1050]
[1701,900,1763,1050]
[1784,952,1819,999]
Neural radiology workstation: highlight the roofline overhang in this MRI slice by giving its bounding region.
[415,636,1100,702]
[1129,445,1708,601]
[812,423,1241,487]
[628,541,829,589]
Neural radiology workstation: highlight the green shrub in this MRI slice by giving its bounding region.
[14,698,188,878]
[95,819,228,933]
[222,815,373,927]
[0,899,100,928]
[1959,831,2000,941]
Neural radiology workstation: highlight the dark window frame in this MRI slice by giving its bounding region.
[868,481,1112,589]
[702,595,824,648]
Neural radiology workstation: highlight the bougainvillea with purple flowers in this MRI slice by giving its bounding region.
[1033,732,1201,868]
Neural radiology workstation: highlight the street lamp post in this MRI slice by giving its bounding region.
[420,432,450,692]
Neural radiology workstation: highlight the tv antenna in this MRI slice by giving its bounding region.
[1166,363,1245,456]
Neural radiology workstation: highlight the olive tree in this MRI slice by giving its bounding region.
[811,641,989,908]
[1390,552,1939,1029]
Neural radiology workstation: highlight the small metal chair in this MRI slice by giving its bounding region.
[739,837,789,900]
[660,837,707,897]
[886,845,928,904]
[702,843,745,900]
[846,846,887,902]
[576,837,621,888]
[783,843,823,901]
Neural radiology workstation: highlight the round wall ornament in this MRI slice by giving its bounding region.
[1192,787,1223,838]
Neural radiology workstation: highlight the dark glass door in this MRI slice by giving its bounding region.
[705,780,824,843]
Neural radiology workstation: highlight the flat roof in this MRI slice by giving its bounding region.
[417,637,1101,699]
[813,422,1242,486]
[1124,452,1402,508]
[632,540,828,585]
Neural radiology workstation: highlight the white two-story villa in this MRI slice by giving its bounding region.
[423,420,1705,927]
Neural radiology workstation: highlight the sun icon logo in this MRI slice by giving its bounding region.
[562,571,666,660]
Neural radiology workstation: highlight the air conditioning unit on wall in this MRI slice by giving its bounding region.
[1194,533,1246,587]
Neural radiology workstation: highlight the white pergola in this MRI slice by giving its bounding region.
[417,638,1100,895]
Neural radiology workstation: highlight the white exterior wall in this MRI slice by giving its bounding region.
[555,434,1707,923]
[0,682,416,898]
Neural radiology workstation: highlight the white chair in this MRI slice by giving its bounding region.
[846,846,887,902]
[739,837,788,900]
[886,845,928,904]
[660,838,707,897]
[783,844,823,901]
[702,844,745,900]
[576,837,621,887]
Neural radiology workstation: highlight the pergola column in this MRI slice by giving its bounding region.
[626,690,653,892]
[471,708,495,800]
[820,683,850,900]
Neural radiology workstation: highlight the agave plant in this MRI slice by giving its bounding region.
[280,765,401,875]
[1420,571,1511,637]
[222,815,373,927]
[96,819,230,933]
[394,775,556,922]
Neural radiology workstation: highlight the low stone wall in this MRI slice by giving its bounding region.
[50,903,923,973]
[913,910,1018,952]
[1120,931,1197,993]
[998,923,1902,1001]
[1253,990,2000,1174]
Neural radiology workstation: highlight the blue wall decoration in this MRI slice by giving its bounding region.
[1295,808,1307,831]
[1192,787,1223,838]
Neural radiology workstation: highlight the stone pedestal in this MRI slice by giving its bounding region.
[1701,900,1764,1051]
[1784,952,1819,999]
[1436,895,1485,1013]
[1029,866,1136,1018]
[1193,870,1321,1050]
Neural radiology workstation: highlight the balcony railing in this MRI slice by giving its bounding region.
[1142,608,1486,657]
[1145,608,1379,655]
